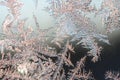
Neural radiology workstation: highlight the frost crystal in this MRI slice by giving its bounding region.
[47,0,120,62]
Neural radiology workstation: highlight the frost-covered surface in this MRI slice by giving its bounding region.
[47,0,120,62]
[0,0,119,80]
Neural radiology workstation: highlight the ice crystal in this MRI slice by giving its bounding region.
[46,0,120,62]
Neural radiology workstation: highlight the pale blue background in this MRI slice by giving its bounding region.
[0,0,55,31]
[0,0,103,31]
